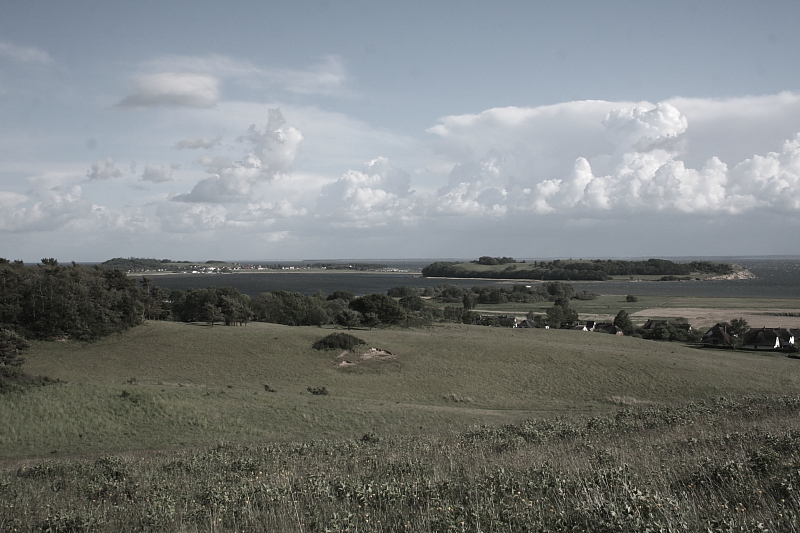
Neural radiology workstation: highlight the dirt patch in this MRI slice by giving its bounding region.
[335,347,396,367]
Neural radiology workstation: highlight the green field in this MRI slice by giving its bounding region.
[4,319,800,462]
[438,294,800,329]
[4,318,800,531]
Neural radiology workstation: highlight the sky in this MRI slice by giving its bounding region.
[2,0,800,262]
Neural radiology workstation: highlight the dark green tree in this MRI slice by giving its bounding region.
[613,310,634,334]
[327,290,356,302]
[335,309,362,330]
[140,277,171,320]
[399,293,425,311]
[730,317,749,337]
[0,328,28,367]
[203,302,224,326]
[387,286,417,298]
[1,259,144,341]
[462,292,477,311]
[361,312,380,330]
[220,295,252,326]
[349,294,405,325]
[546,301,578,329]
[250,291,320,326]
[305,305,329,327]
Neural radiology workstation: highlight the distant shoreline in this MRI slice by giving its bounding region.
[128,268,421,277]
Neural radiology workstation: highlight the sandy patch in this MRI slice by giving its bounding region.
[336,347,396,367]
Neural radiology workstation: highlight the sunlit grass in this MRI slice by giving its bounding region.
[6,320,800,461]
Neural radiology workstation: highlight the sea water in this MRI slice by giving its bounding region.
[139,257,800,299]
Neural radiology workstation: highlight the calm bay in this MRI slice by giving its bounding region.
[136,257,800,299]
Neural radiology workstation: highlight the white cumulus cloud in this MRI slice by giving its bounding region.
[87,157,122,180]
[0,185,89,232]
[172,109,303,203]
[428,99,800,220]
[141,163,178,183]
[317,157,418,226]
[728,134,800,213]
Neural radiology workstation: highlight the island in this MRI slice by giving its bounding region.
[421,256,751,281]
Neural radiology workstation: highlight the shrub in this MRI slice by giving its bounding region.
[307,386,328,395]
[387,286,417,298]
[312,333,366,351]
[626,294,639,302]
[0,366,60,394]
[349,293,405,325]
[0,328,28,367]
[327,290,356,301]
[573,290,600,300]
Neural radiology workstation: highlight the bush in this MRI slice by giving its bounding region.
[0,366,60,394]
[0,328,29,367]
[573,290,599,300]
[307,386,328,395]
[626,294,639,302]
[326,290,355,302]
[387,286,417,298]
[349,293,405,325]
[312,333,366,351]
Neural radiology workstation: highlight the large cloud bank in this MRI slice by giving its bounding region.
[425,100,800,220]
[3,95,800,258]
[153,98,800,245]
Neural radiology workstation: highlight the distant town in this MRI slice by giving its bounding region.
[99,257,411,274]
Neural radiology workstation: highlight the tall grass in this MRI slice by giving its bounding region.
[2,394,799,532]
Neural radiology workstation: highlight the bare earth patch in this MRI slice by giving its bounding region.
[336,347,396,367]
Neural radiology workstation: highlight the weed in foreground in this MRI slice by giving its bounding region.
[3,394,800,532]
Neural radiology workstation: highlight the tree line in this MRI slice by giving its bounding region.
[0,259,144,343]
[0,258,638,369]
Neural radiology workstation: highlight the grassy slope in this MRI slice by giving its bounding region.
[4,320,800,461]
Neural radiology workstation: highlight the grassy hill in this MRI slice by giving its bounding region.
[5,320,800,461]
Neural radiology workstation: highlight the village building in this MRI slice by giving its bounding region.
[594,322,624,335]
[742,327,795,350]
[702,322,735,347]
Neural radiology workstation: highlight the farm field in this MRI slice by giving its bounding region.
[5,318,800,462]
[461,294,800,329]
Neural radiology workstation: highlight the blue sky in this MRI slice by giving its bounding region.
[2,0,800,262]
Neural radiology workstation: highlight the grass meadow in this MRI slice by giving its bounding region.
[6,319,800,461]
[3,313,800,531]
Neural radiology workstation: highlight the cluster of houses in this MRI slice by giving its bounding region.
[475,315,628,334]
[474,314,798,351]
[703,322,798,350]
